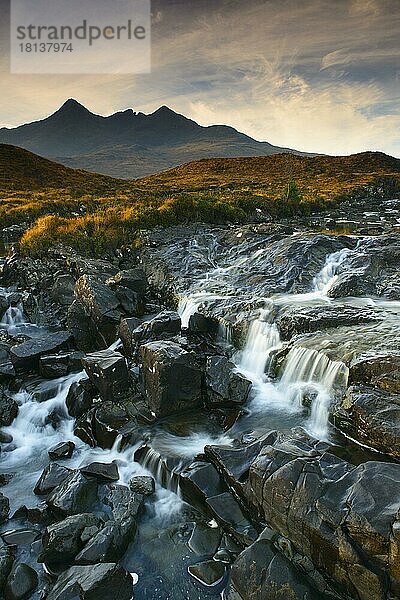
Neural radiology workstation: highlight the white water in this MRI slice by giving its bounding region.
[238,308,281,380]
[312,247,353,295]
[231,247,354,439]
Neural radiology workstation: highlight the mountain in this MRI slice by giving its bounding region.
[0,99,311,179]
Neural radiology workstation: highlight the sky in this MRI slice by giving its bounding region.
[0,0,399,156]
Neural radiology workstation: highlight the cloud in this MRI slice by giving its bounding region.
[0,0,399,156]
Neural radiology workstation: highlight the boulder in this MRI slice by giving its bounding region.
[246,430,400,600]
[82,350,130,402]
[67,300,100,352]
[46,563,134,600]
[10,331,73,372]
[188,523,221,556]
[231,538,320,600]
[4,563,38,600]
[349,353,400,390]
[39,351,84,379]
[34,463,72,496]
[133,311,181,347]
[48,441,75,461]
[80,462,119,482]
[0,295,9,320]
[0,493,9,525]
[139,340,202,417]
[119,317,142,357]
[206,493,258,546]
[129,476,155,496]
[0,393,18,427]
[187,560,225,587]
[39,513,103,566]
[180,462,225,507]
[47,471,98,517]
[205,431,278,499]
[206,356,252,408]
[188,312,220,336]
[66,379,96,418]
[0,542,14,593]
[333,385,400,459]
[74,275,122,346]
[92,402,130,449]
[106,268,147,298]
[75,485,143,564]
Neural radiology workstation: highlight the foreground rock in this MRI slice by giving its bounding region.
[10,332,73,372]
[46,563,133,600]
[231,536,320,600]
[139,341,203,417]
[245,430,400,600]
[333,385,400,459]
[82,350,130,402]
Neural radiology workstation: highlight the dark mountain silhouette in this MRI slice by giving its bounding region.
[0,99,312,178]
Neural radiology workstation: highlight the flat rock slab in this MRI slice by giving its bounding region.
[10,332,73,372]
[46,563,134,600]
[80,462,119,482]
[188,560,225,587]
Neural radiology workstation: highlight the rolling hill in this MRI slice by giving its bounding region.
[0,99,309,179]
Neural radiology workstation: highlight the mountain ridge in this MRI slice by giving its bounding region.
[0,99,312,179]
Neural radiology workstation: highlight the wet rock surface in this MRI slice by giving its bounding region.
[1,212,400,600]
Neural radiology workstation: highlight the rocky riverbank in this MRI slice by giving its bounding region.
[0,207,399,599]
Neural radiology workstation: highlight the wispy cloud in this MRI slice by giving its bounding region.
[0,0,399,156]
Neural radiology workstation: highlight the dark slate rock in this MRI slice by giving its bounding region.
[80,462,119,482]
[188,560,225,587]
[82,350,130,402]
[231,538,320,600]
[246,430,400,600]
[204,431,278,498]
[39,351,84,379]
[0,493,10,525]
[333,384,400,459]
[133,311,181,344]
[4,563,38,600]
[0,394,18,427]
[74,274,122,347]
[0,542,14,593]
[139,340,202,417]
[106,268,147,297]
[276,305,379,340]
[0,295,9,320]
[92,402,130,449]
[34,463,72,496]
[188,523,221,556]
[47,471,98,517]
[1,529,40,546]
[180,462,225,506]
[48,441,75,461]
[10,332,73,372]
[46,563,133,600]
[76,485,143,564]
[206,493,258,546]
[129,476,155,496]
[206,356,252,408]
[39,513,103,566]
[66,379,96,418]
[188,312,219,336]
[0,474,13,487]
[119,317,142,357]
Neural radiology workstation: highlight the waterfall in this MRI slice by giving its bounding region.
[237,309,281,381]
[312,247,352,295]
[279,347,349,438]
[135,446,182,495]
[0,302,26,334]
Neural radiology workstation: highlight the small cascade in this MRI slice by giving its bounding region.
[237,309,281,381]
[135,446,182,495]
[0,302,26,334]
[279,347,349,438]
[312,247,352,295]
